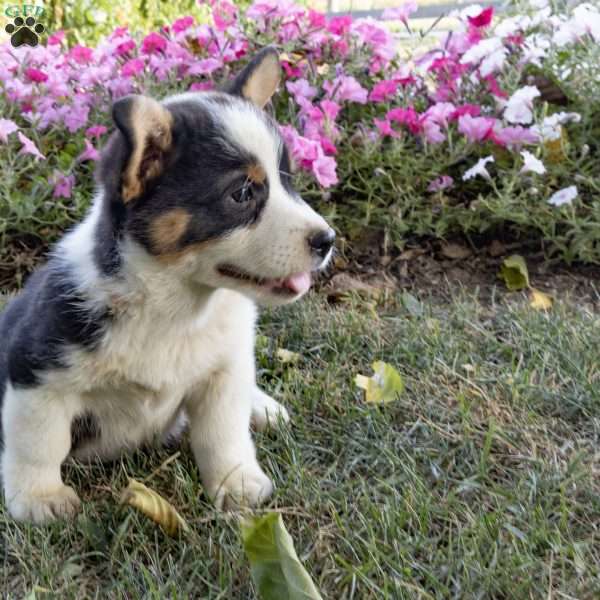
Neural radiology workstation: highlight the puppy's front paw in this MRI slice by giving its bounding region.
[206,461,273,510]
[251,389,290,431]
[6,484,81,523]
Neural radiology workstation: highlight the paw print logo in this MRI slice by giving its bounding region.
[5,16,45,48]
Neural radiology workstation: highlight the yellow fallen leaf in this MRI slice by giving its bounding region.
[355,361,404,404]
[276,348,301,363]
[544,127,568,165]
[499,255,530,291]
[120,479,189,536]
[316,63,330,76]
[530,288,553,310]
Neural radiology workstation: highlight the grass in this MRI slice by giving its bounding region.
[1,289,600,598]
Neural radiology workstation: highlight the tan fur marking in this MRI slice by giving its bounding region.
[247,163,266,184]
[242,53,281,108]
[122,97,173,203]
[150,208,191,254]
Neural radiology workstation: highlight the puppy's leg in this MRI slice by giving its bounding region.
[2,384,81,523]
[250,388,290,431]
[186,366,273,510]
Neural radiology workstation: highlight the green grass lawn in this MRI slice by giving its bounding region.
[2,290,599,598]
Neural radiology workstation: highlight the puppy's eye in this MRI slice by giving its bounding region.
[231,183,253,203]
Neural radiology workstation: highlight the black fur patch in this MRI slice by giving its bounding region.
[0,261,109,390]
[70,411,101,452]
[93,96,285,262]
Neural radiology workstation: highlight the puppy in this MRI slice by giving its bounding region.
[0,48,334,523]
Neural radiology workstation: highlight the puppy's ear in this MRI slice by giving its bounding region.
[225,47,281,108]
[112,95,173,203]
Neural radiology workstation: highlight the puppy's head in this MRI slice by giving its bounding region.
[98,48,334,306]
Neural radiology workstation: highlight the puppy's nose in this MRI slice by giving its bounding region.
[308,228,335,258]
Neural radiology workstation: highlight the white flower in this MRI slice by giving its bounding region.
[520,151,546,175]
[504,86,540,125]
[530,112,581,141]
[573,4,600,42]
[461,37,504,66]
[480,47,508,77]
[463,156,495,181]
[548,186,578,207]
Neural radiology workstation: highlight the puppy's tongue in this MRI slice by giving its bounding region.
[280,272,311,295]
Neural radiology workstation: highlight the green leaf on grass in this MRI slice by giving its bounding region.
[355,361,405,404]
[400,291,423,317]
[499,255,530,291]
[241,513,323,600]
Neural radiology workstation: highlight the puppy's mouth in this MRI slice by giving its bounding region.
[217,264,311,296]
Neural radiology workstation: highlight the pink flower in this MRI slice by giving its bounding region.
[122,58,145,77]
[320,136,338,155]
[86,125,108,138]
[141,32,167,54]
[25,68,48,83]
[63,102,89,133]
[0,118,18,142]
[458,115,495,142]
[452,104,481,119]
[422,119,445,144]
[484,75,508,99]
[190,81,214,91]
[213,1,237,30]
[172,16,194,33]
[286,79,317,102]
[369,79,398,103]
[374,118,398,138]
[320,100,341,122]
[17,132,45,160]
[427,175,454,192]
[308,9,326,28]
[52,171,75,198]
[78,139,100,162]
[312,153,338,187]
[493,126,539,149]
[188,58,222,76]
[424,102,456,127]
[324,75,368,104]
[468,7,494,28]
[69,45,94,64]
[382,2,418,24]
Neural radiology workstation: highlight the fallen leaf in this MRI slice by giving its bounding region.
[241,513,323,600]
[441,242,472,260]
[355,361,404,404]
[325,273,385,302]
[316,63,329,76]
[488,239,505,257]
[530,288,553,310]
[544,126,568,165]
[400,291,423,317]
[276,348,301,364]
[120,479,189,536]
[499,255,530,291]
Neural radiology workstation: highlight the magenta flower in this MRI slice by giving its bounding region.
[0,118,18,143]
[452,104,481,119]
[382,2,418,24]
[213,1,237,30]
[327,15,352,35]
[47,30,65,45]
[458,115,496,142]
[115,39,136,56]
[52,171,75,198]
[141,32,167,54]
[25,68,48,83]
[369,80,398,103]
[427,175,454,192]
[387,107,420,134]
[78,139,100,162]
[172,16,194,33]
[69,45,94,64]
[86,125,108,138]
[17,132,45,160]
[468,7,494,28]
[122,58,145,77]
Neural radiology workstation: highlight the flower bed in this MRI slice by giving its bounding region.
[1,0,599,265]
